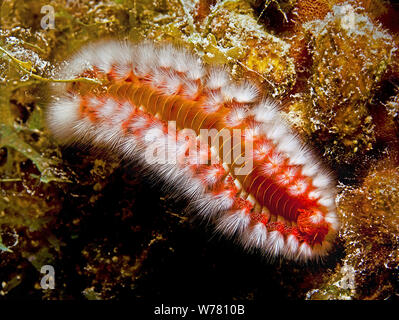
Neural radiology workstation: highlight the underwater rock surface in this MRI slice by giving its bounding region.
[303,3,396,165]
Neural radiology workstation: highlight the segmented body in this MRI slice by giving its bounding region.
[47,41,339,261]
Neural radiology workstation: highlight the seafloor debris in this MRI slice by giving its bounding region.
[385,89,399,121]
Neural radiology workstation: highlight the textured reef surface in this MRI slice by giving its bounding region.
[0,0,398,300]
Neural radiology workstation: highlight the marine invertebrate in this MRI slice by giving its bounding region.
[47,40,339,261]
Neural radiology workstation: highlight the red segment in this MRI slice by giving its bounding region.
[297,208,329,245]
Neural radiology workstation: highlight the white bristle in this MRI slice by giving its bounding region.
[133,42,157,76]
[111,102,134,125]
[241,223,268,251]
[225,107,248,127]
[202,91,224,113]
[296,242,313,261]
[313,173,333,189]
[216,210,251,237]
[221,81,259,103]
[157,44,178,69]
[266,231,285,257]
[207,67,230,89]
[99,99,119,119]
[285,234,299,259]
[252,99,280,123]
[46,95,80,141]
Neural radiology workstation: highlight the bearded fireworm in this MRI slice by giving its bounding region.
[47,40,339,261]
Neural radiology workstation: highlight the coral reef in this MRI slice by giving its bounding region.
[149,0,297,96]
[277,0,337,77]
[308,157,399,299]
[0,0,398,301]
[206,0,297,96]
[287,3,397,165]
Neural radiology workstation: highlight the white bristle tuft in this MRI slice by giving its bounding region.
[325,212,340,231]
[296,242,313,261]
[288,179,308,196]
[92,41,131,74]
[156,44,178,69]
[202,91,224,113]
[285,234,299,259]
[99,99,119,119]
[221,81,259,103]
[161,73,183,95]
[206,67,230,90]
[133,42,157,77]
[276,135,303,159]
[60,46,95,79]
[225,107,248,127]
[252,99,280,123]
[111,102,134,125]
[288,150,311,166]
[241,223,268,251]
[201,166,225,186]
[312,173,333,189]
[266,231,285,257]
[46,95,80,142]
[301,161,320,177]
[216,210,251,237]
[266,122,289,143]
[171,50,195,74]
[318,196,335,209]
[142,124,166,143]
[182,80,200,99]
